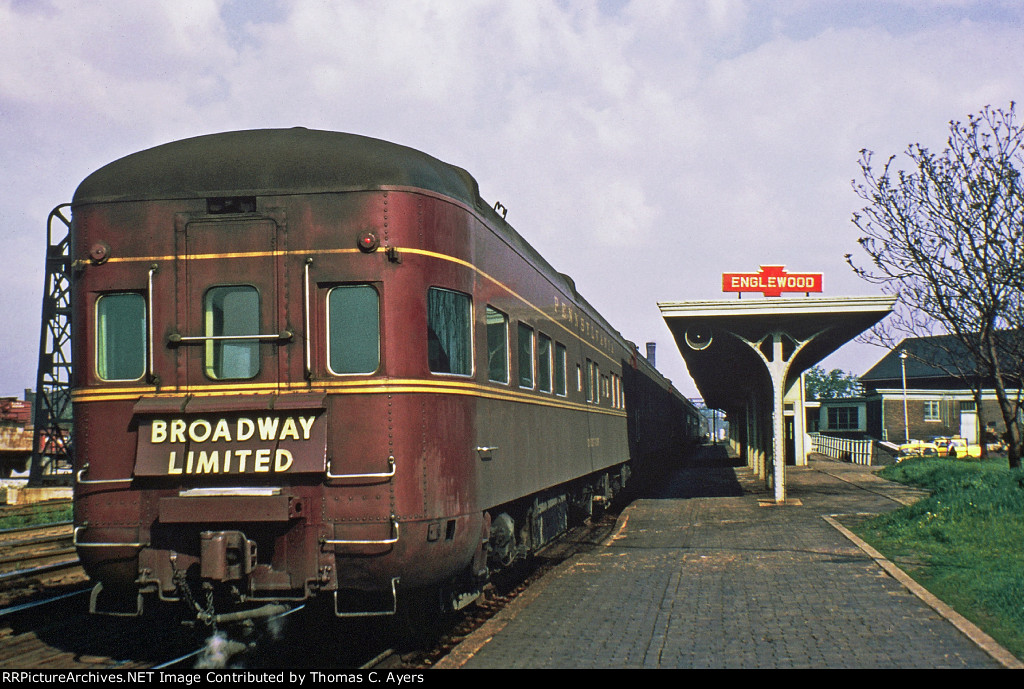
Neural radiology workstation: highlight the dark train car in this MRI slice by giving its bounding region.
[68,129,701,624]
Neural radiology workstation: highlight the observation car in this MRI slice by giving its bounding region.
[68,129,702,625]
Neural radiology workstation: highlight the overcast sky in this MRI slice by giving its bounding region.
[1,0,1021,400]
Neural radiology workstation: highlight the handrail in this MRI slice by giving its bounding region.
[168,331,293,345]
[321,516,399,546]
[76,463,132,485]
[327,455,396,480]
[73,525,146,549]
[147,264,157,381]
[303,257,313,378]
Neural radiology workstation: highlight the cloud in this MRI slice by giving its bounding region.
[1,0,1022,398]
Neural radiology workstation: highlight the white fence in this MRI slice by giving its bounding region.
[810,433,875,466]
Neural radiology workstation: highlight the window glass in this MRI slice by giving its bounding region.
[96,293,146,381]
[205,285,260,380]
[428,288,472,375]
[518,323,534,388]
[486,306,509,383]
[828,406,858,430]
[537,334,552,393]
[924,400,941,421]
[555,343,567,396]
[328,285,380,374]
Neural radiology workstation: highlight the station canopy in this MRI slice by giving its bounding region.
[659,296,896,411]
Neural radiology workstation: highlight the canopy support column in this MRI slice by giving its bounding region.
[732,329,824,503]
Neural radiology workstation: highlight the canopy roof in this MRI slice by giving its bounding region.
[660,296,896,410]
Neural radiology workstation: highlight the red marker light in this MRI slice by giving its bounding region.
[357,232,379,252]
[89,242,111,264]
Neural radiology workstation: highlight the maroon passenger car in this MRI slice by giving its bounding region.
[68,129,701,624]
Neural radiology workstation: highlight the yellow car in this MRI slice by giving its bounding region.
[942,436,983,458]
[897,441,940,460]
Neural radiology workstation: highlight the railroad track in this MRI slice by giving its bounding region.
[0,582,409,670]
[0,521,82,596]
[0,500,623,669]
[0,587,201,669]
[0,498,72,524]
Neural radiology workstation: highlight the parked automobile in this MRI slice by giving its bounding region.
[897,441,940,460]
[941,436,983,458]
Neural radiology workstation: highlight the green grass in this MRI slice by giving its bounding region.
[0,500,73,530]
[853,457,1024,661]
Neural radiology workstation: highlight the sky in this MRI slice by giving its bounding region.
[1,0,1022,401]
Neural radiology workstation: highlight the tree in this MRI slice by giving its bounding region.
[847,103,1024,468]
[804,366,862,400]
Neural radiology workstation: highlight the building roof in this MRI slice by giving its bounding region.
[860,332,1022,384]
[860,334,969,383]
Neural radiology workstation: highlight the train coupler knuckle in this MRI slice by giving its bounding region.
[200,530,257,581]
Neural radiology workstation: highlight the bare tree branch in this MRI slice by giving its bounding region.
[848,103,1024,468]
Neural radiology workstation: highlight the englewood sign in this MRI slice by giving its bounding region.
[722,266,823,297]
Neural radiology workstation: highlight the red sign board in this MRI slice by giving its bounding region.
[134,412,327,476]
[722,266,823,297]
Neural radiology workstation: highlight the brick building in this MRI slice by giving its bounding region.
[855,334,1020,444]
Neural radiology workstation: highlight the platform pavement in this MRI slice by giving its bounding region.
[438,447,1016,670]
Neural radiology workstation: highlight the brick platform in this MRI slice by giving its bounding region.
[438,448,1011,669]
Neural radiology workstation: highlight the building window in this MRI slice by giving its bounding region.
[828,406,859,430]
[537,334,552,393]
[427,287,473,376]
[205,285,260,380]
[486,306,509,383]
[924,400,941,421]
[327,285,379,375]
[96,293,146,381]
[518,323,534,388]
